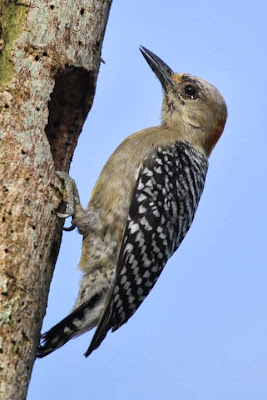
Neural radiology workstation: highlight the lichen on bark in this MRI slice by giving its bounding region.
[0,0,28,84]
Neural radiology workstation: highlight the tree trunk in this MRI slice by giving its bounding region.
[0,0,112,398]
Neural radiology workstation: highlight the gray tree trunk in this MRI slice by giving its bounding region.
[0,0,112,398]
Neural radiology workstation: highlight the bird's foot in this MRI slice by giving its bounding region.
[56,171,81,231]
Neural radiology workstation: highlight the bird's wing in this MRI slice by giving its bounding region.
[85,141,207,357]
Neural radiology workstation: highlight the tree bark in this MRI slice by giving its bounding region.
[0,0,112,398]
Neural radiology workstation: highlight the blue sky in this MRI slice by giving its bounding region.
[29,1,267,399]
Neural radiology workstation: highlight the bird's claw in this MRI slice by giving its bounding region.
[57,211,77,231]
[63,223,76,232]
[57,212,72,219]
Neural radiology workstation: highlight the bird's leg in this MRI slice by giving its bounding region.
[56,171,84,232]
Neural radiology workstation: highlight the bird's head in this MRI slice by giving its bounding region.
[140,46,227,156]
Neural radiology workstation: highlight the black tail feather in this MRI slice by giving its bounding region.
[37,294,101,358]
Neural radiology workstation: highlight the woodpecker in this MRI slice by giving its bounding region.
[37,46,227,358]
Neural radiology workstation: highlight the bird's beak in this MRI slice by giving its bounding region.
[139,46,174,92]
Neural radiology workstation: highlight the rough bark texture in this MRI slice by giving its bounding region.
[0,0,112,398]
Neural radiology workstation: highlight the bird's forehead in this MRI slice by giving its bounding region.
[172,73,209,88]
[172,73,183,83]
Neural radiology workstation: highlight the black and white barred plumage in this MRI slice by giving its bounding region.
[85,141,208,356]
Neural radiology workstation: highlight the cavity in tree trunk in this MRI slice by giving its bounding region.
[0,1,112,398]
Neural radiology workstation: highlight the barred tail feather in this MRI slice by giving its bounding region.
[37,293,101,358]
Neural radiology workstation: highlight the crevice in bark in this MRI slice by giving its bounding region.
[45,66,95,171]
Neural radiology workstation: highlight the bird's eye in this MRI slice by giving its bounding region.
[184,85,196,96]
[181,82,198,99]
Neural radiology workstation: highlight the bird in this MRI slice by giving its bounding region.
[37,46,227,358]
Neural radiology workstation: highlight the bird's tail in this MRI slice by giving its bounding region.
[37,293,101,358]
